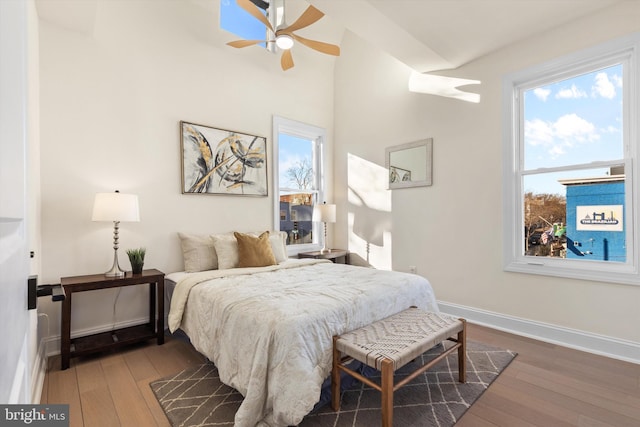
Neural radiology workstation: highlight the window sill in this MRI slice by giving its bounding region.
[504,258,640,286]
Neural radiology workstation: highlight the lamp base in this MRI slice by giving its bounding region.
[104,248,125,277]
[104,269,125,278]
[320,221,331,254]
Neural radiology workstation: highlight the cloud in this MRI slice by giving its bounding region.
[602,125,621,134]
[548,144,566,157]
[525,118,554,146]
[525,113,599,159]
[533,88,551,101]
[555,84,587,99]
[612,74,622,88]
[592,72,616,99]
[554,113,598,145]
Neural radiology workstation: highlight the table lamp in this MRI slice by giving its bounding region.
[92,190,140,277]
[313,201,336,254]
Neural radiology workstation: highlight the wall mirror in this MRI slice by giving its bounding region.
[385,138,433,189]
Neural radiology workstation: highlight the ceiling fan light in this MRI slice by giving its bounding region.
[275,34,294,50]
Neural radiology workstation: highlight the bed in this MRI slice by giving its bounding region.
[167,231,438,427]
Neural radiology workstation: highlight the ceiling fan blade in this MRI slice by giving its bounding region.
[283,5,324,33]
[291,34,340,56]
[227,39,268,48]
[236,0,274,32]
[281,50,294,71]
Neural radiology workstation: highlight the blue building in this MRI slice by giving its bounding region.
[560,175,625,262]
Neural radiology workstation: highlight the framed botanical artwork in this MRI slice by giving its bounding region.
[180,121,268,196]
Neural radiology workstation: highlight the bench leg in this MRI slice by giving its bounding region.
[458,319,467,383]
[331,336,341,411]
[381,358,394,427]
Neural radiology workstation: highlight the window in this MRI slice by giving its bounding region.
[503,34,640,285]
[220,0,269,48]
[273,116,326,253]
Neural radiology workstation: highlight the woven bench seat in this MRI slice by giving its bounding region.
[331,308,466,427]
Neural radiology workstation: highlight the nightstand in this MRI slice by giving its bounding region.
[60,269,165,370]
[298,249,350,264]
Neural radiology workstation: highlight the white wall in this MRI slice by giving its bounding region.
[333,2,640,353]
[37,0,335,342]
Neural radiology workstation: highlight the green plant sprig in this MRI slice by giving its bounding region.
[126,247,146,264]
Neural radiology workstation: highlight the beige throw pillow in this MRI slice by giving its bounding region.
[211,234,240,270]
[235,231,277,268]
[178,232,217,272]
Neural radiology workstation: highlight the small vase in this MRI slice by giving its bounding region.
[126,247,146,275]
[132,263,144,275]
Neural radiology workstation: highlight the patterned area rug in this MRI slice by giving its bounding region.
[150,340,516,426]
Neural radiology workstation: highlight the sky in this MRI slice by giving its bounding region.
[278,134,313,190]
[220,0,267,45]
[523,63,623,195]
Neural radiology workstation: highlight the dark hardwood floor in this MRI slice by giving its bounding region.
[41,324,640,426]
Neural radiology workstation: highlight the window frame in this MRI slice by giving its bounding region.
[272,115,327,255]
[502,33,640,285]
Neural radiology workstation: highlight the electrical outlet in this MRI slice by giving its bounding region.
[409,265,417,274]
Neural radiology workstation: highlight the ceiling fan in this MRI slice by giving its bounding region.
[227,0,340,71]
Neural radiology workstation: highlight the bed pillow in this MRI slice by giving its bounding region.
[211,234,240,270]
[242,230,287,263]
[178,232,218,272]
[235,231,277,268]
[269,231,288,263]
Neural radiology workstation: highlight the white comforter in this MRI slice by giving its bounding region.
[168,259,438,427]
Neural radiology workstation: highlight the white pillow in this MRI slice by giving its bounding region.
[178,232,217,272]
[211,234,239,269]
[269,231,288,263]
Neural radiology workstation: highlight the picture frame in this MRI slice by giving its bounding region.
[180,121,268,196]
[386,138,433,189]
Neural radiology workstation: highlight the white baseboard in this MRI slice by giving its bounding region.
[438,300,640,364]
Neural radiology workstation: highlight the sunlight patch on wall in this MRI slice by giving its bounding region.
[347,153,392,270]
[408,71,481,103]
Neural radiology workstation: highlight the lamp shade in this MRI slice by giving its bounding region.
[313,203,336,223]
[91,192,140,222]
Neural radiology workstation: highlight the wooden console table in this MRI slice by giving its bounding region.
[60,269,165,370]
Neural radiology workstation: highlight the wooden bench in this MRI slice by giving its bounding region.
[331,308,466,427]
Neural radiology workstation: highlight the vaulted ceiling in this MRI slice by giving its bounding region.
[309,0,622,72]
[36,0,622,74]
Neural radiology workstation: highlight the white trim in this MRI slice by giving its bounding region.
[438,301,640,364]
[272,115,327,254]
[502,32,640,285]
